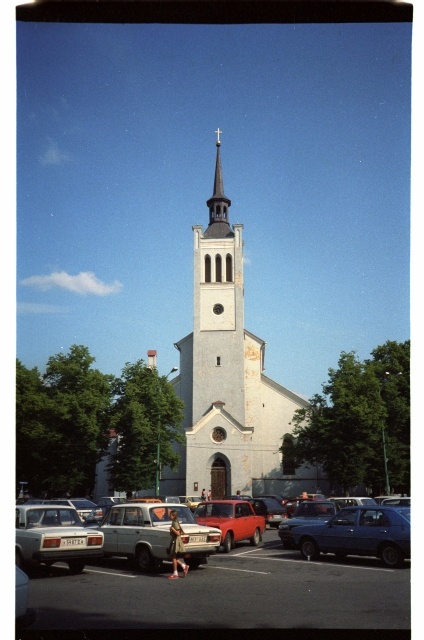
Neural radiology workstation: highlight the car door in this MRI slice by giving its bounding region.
[353,508,391,555]
[238,502,255,538]
[319,509,358,553]
[117,506,145,555]
[101,506,124,553]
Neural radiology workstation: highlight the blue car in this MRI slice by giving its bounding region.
[291,505,410,568]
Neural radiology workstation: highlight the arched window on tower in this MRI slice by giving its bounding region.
[226,254,232,282]
[223,206,227,219]
[215,255,222,282]
[216,205,221,217]
[282,435,296,475]
[205,255,211,283]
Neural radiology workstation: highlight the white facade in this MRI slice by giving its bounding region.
[158,140,329,499]
[95,139,330,501]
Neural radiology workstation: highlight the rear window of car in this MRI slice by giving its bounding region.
[71,500,97,509]
[196,503,233,518]
[26,508,82,527]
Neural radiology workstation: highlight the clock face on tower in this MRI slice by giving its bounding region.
[213,304,224,315]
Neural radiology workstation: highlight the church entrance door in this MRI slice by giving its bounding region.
[211,458,227,499]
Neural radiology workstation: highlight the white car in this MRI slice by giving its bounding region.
[99,502,221,571]
[15,566,36,628]
[329,497,377,510]
[16,504,104,574]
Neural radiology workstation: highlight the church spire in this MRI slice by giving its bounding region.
[205,129,232,237]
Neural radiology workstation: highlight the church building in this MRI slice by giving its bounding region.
[158,132,328,499]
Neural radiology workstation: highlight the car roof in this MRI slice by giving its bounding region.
[297,500,334,505]
[201,499,247,503]
[17,503,78,512]
[109,502,185,508]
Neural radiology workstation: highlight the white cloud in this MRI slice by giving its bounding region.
[39,138,71,166]
[20,271,123,296]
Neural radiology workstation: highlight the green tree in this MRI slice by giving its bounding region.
[286,340,410,495]
[29,345,112,496]
[108,361,185,494]
[16,359,52,496]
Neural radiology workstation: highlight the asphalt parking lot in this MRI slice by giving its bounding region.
[19,528,411,631]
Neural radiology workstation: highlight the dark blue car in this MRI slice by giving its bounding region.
[291,505,410,568]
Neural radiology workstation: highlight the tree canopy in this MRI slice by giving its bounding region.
[16,348,185,498]
[16,346,113,497]
[107,361,185,494]
[284,340,410,495]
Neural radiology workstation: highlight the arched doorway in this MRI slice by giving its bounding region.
[211,457,227,499]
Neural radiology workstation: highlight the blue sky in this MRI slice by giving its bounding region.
[14,19,411,401]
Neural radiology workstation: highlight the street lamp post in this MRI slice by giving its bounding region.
[154,366,178,496]
[379,371,401,496]
[379,372,391,496]
[381,422,390,496]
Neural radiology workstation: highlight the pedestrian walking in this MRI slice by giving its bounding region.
[167,510,189,579]
[201,488,207,502]
[207,489,212,501]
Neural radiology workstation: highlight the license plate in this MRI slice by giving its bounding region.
[189,535,207,543]
[61,538,85,546]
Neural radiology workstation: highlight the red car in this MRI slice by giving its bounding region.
[194,500,266,553]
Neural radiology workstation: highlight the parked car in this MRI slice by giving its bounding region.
[127,498,163,504]
[42,498,98,521]
[96,496,128,506]
[329,497,377,510]
[373,495,403,504]
[253,494,285,505]
[249,498,288,528]
[99,502,221,571]
[83,505,111,526]
[381,497,411,506]
[194,500,266,553]
[278,500,337,548]
[16,504,104,573]
[228,495,253,500]
[291,505,410,568]
[15,566,36,629]
[131,496,181,503]
[178,496,203,511]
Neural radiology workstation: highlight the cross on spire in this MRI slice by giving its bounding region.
[215,128,222,145]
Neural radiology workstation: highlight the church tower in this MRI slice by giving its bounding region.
[95,133,326,501]
[192,130,245,426]
[168,132,318,500]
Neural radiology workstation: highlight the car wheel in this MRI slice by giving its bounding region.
[299,537,319,561]
[250,528,260,546]
[381,544,405,568]
[223,532,233,553]
[136,545,155,571]
[68,560,85,574]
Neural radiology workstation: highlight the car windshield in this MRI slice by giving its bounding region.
[71,500,97,509]
[262,499,284,509]
[150,505,197,525]
[26,508,82,527]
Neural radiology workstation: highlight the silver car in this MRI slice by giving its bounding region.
[99,502,221,571]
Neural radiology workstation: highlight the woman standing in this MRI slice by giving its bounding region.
[168,510,189,579]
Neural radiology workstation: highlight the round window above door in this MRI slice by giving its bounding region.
[212,427,226,443]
